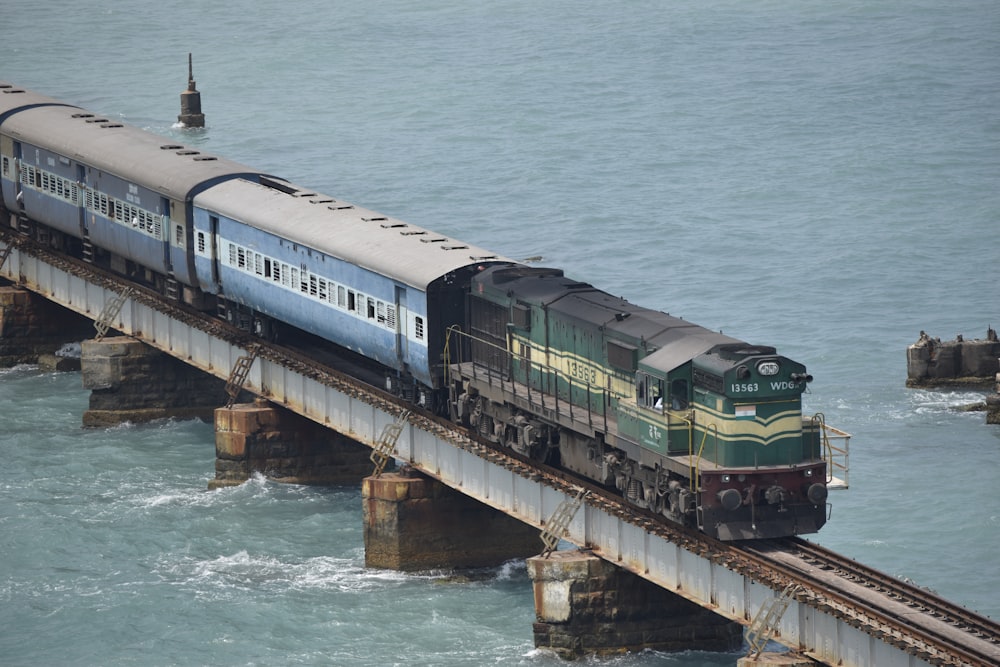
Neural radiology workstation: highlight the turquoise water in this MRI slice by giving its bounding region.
[3,1,998,664]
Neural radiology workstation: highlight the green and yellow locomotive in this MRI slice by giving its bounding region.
[447,265,844,540]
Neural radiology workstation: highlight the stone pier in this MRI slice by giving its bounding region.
[527,549,742,659]
[907,328,1000,423]
[906,328,999,388]
[362,469,541,571]
[212,399,372,489]
[80,336,230,427]
[0,284,93,366]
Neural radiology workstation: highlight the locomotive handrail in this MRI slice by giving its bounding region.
[444,326,623,434]
[809,412,851,489]
[691,423,716,493]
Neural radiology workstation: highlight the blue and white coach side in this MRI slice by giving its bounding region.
[0,87,266,292]
[192,177,514,395]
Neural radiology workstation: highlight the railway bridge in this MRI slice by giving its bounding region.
[2,232,998,667]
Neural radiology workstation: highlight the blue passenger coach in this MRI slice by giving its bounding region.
[0,86,265,289]
[192,177,511,395]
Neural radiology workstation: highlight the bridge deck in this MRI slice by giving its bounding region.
[2,235,991,667]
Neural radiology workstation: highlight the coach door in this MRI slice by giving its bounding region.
[395,286,408,367]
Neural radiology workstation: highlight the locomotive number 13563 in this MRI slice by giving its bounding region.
[730,382,759,393]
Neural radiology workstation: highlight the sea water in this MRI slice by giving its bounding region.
[2,2,998,665]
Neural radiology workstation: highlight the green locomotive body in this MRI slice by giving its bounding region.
[449,265,840,540]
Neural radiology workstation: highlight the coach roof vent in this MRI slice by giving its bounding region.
[175,149,200,155]
[99,123,125,128]
[72,113,95,118]
[160,144,184,150]
[259,175,298,194]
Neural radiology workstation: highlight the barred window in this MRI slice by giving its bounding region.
[415,316,425,340]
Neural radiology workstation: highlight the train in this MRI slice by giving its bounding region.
[0,81,843,540]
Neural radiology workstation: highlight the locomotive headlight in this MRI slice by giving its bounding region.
[721,475,731,483]
[804,469,814,477]
[757,361,780,376]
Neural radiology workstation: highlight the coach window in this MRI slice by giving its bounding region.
[415,316,425,341]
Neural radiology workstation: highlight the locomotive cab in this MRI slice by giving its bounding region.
[686,344,828,539]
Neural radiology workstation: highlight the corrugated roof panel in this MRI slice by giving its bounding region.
[2,105,263,199]
[195,178,515,289]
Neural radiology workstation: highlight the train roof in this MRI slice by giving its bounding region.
[0,103,266,200]
[475,264,741,374]
[195,178,515,290]
[547,286,741,372]
[0,82,80,123]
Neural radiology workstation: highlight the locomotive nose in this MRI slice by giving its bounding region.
[807,482,828,505]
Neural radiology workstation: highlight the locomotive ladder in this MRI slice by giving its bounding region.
[370,410,411,477]
[540,488,588,555]
[93,287,135,341]
[224,346,259,407]
[744,583,801,658]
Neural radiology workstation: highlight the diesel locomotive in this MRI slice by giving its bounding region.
[0,82,844,540]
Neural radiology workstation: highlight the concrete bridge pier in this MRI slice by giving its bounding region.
[0,284,92,366]
[212,399,373,489]
[527,549,743,659]
[362,469,541,571]
[81,336,230,427]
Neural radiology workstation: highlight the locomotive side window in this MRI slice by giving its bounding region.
[636,372,665,410]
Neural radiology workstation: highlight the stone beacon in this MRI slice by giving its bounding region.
[177,53,205,128]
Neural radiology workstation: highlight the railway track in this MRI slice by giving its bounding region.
[4,227,999,666]
[737,539,1000,666]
